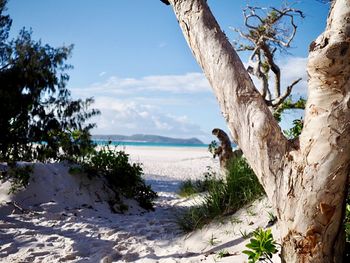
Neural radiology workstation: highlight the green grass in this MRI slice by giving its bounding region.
[178,167,217,197]
[177,157,265,232]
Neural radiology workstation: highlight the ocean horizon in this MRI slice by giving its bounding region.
[93,140,209,148]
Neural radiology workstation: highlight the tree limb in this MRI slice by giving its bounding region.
[169,0,291,199]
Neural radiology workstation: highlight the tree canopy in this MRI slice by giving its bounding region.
[0,0,99,162]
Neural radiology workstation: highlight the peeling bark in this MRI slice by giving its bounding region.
[166,0,350,262]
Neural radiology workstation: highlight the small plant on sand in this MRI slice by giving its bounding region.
[267,211,278,226]
[177,157,264,232]
[240,229,251,239]
[243,228,278,263]
[208,234,220,246]
[230,216,243,225]
[246,207,257,217]
[217,249,230,258]
[83,146,157,211]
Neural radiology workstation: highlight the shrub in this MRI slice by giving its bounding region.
[177,157,264,232]
[82,146,157,211]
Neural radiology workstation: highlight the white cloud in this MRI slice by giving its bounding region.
[73,72,211,97]
[279,57,308,96]
[76,56,308,142]
[90,96,207,140]
[98,71,106,77]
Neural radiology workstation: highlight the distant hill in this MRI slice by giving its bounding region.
[92,134,204,145]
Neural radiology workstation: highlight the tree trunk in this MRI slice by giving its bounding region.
[167,0,350,262]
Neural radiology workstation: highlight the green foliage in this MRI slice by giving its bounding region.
[0,164,33,194]
[345,190,350,259]
[83,146,157,211]
[240,229,251,239]
[0,0,99,162]
[178,168,216,197]
[273,96,306,123]
[242,228,278,263]
[345,203,350,243]
[208,233,220,246]
[208,140,219,158]
[217,250,230,259]
[283,118,303,139]
[177,157,264,232]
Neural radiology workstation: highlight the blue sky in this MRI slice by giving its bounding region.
[7,0,330,143]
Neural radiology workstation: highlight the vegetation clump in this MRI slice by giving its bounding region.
[177,157,264,232]
[178,168,216,197]
[80,146,157,211]
[0,0,157,212]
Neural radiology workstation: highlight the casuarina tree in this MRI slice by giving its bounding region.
[0,0,99,162]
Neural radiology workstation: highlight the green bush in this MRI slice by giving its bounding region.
[177,157,264,232]
[82,146,157,211]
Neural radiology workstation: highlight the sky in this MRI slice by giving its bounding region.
[7,0,330,143]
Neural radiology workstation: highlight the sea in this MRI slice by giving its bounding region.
[93,140,209,148]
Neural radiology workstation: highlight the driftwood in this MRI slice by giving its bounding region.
[212,128,242,171]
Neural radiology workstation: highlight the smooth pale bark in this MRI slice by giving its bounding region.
[167,0,350,262]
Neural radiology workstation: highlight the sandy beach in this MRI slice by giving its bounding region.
[0,146,278,263]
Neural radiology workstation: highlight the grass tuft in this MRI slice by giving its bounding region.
[177,157,264,232]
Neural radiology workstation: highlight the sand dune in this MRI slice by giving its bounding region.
[0,146,278,262]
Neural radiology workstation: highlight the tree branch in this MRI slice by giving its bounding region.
[270,78,302,107]
[169,0,291,199]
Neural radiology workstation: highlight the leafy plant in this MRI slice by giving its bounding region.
[345,203,350,242]
[284,118,303,140]
[208,140,219,158]
[243,228,278,263]
[82,146,157,211]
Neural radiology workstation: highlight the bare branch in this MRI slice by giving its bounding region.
[271,78,302,107]
[231,4,304,108]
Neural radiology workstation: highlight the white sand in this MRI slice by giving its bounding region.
[0,146,279,263]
